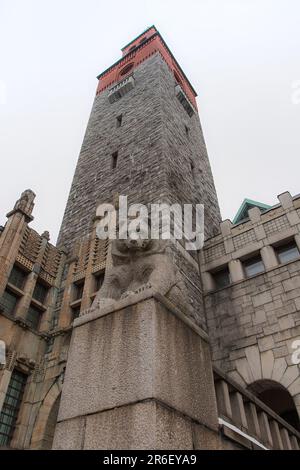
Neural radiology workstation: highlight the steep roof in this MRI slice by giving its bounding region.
[233,198,272,224]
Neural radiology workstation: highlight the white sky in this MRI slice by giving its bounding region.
[1,0,300,244]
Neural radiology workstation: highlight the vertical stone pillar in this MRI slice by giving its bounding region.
[58,258,77,328]
[40,249,67,332]
[80,225,98,312]
[16,272,37,321]
[0,190,35,296]
[295,235,300,254]
[0,369,12,413]
[202,271,215,292]
[229,259,244,283]
[260,246,279,270]
[53,295,220,449]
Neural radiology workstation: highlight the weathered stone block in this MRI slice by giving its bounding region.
[84,401,194,450]
[55,296,218,450]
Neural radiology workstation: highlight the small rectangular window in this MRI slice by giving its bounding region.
[243,256,265,278]
[190,160,195,175]
[116,115,122,128]
[32,281,49,304]
[0,370,27,446]
[8,265,27,290]
[275,242,300,264]
[0,289,19,316]
[71,305,81,320]
[26,304,43,330]
[111,151,118,169]
[94,272,104,292]
[185,125,189,137]
[73,281,84,301]
[212,267,231,289]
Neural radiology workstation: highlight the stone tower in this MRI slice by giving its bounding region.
[53,26,222,449]
[58,26,220,253]
[1,26,300,451]
[57,25,221,331]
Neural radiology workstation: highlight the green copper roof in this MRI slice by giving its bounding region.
[233,198,272,224]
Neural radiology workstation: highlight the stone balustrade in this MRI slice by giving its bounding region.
[214,368,300,450]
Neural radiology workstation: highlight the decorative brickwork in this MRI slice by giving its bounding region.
[263,215,290,236]
[233,229,256,250]
[204,242,226,263]
[20,228,42,263]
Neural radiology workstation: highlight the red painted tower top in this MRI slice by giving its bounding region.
[96,26,198,109]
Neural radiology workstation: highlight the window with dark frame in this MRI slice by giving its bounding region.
[0,370,27,446]
[116,115,123,128]
[73,280,84,301]
[8,265,27,290]
[26,304,43,330]
[0,289,19,316]
[243,256,265,278]
[212,267,231,289]
[45,337,54,355]
[32,281,49,304]
[71,305,81,320]
[94,272,104,292]
[111,151,118,169]
[275,241,300,265]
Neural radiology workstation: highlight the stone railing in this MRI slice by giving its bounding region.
[214,368,300,450]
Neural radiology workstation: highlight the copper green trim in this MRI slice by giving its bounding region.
[233,198,272,224]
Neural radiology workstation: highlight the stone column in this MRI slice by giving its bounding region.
[0,369,12,413]
[295,235,300,254]
[53,294,220,449]
[58,258,77,328]
[0,190,35,296]
[260,246,279,270]
[80,225,98,312]
[229,259,244,283]
[16,272,37,321]
[202,272,215,292]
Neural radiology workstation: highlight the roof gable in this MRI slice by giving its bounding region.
[233,198,271,224]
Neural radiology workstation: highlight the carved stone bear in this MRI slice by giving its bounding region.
[92,236,191,316]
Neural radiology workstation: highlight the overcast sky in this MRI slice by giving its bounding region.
[1,0,300,244]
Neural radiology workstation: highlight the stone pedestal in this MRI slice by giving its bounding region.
[53,295,220,449]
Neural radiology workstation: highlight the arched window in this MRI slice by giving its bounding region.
[119,63,134,77]
[248,380,300,430]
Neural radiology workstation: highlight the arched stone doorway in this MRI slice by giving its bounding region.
[248,379,300,431]
[30,381,62,449]
[41,394,61,449]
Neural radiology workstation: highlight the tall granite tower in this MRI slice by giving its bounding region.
[53,26,222,449]
[58,26,220,252]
